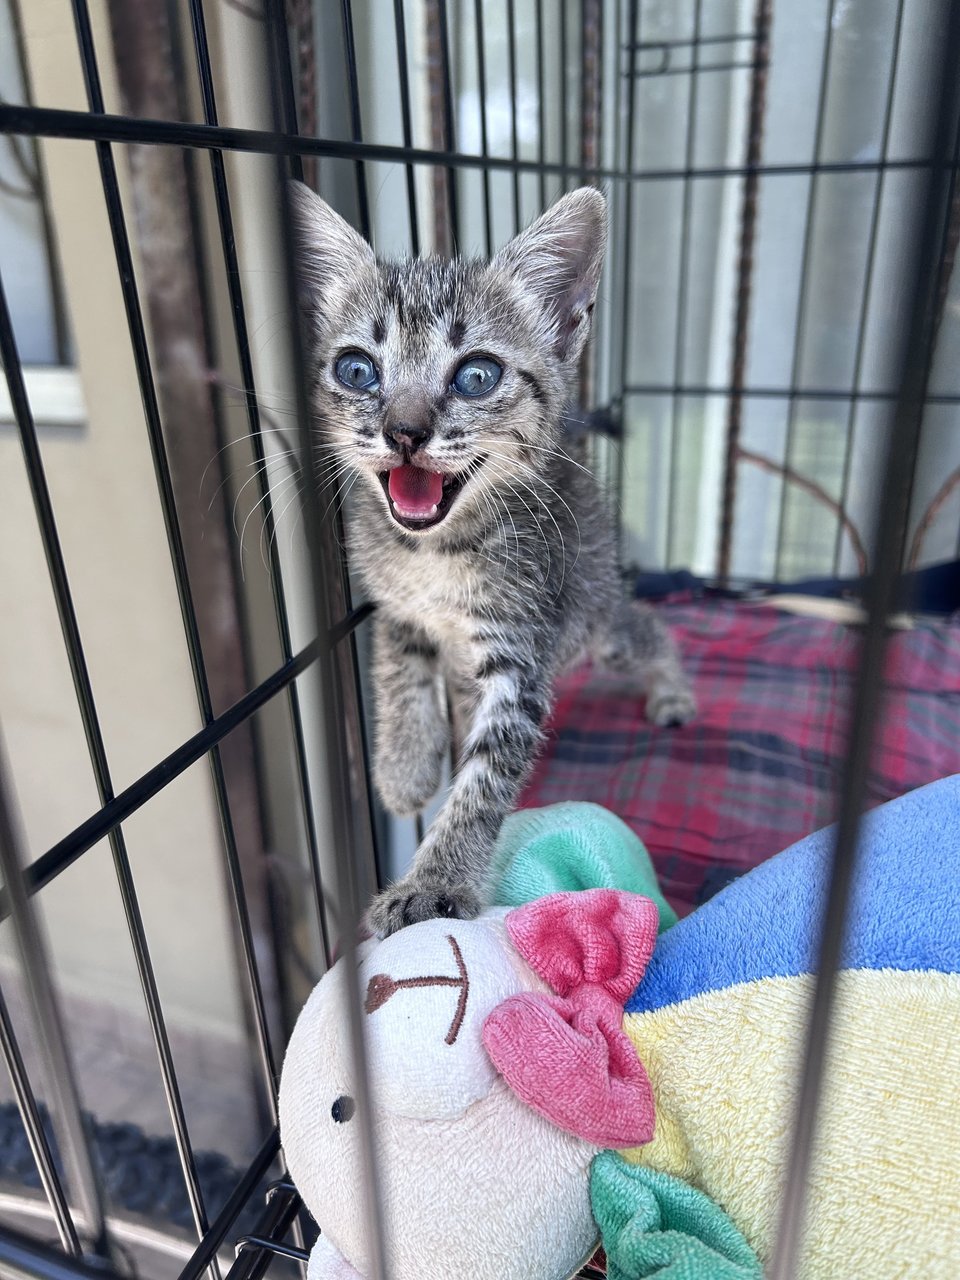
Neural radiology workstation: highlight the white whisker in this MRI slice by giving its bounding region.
[486,447,584,581]
[238,472,299,581]
[479,453,565,596]
[199,427,299,500]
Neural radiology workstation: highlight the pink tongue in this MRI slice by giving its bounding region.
[388,465,444,517]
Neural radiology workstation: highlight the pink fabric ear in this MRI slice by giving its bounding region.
[482,890,657,1148]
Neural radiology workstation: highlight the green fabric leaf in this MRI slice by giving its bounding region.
[489,802,678,934]
[591,1152,763,1279]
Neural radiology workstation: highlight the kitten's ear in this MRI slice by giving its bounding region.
[492,186,607,361]
[287,180,376,313]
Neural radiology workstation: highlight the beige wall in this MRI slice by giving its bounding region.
[0,0,247,1041]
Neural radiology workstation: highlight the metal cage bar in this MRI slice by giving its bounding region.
[339,0,373,242]
[717,0,772,585]
[506,0,522,232]
[0,742,110,1264]
[0,98,949,185]
[0,261,218,1273]
[830,0,908,576]
[391,0,422,257]
[770,8,960,1268]
[68,0,280,1137]
[262,6,390,1278]
[0,2,957,1278]
[535,0,548,211]
[664,0,703,568]
[471,0,495,255]
[0,986,81,1258]
[611,0,641,538]
[185,0,335,974]
[772,0,838,579]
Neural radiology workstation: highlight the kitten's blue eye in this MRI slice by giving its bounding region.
[451,357,502,397]
[335,351,380,392]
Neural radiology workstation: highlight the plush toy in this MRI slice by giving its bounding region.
[279,780,960,1279]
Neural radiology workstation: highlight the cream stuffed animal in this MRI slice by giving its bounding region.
[279,783,960,1279]
[279,908,604,1279]
[279,803,674,1280]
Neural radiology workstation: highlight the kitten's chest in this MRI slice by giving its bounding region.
[357,538,507,642]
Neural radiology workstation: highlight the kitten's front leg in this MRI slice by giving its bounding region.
[367,635,551,935]
[371,613,449,817]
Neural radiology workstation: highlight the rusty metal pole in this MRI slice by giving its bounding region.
[717,0,772,584]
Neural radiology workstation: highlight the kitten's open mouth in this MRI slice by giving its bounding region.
[378,463,476,532]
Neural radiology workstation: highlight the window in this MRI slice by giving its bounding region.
[0,0,82,427]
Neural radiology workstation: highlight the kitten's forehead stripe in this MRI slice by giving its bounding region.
[517,369,547,404]
[304,212,602,556]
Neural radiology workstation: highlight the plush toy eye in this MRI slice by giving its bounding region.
[451,356,502,397]
[331,1095,355,1123]
[335,351,379,392]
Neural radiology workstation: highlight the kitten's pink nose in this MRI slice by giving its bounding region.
[384,421,432,455]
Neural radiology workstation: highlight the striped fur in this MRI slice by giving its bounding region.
[292,184,695,934]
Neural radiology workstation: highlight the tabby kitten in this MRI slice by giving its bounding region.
[292,182,695,936]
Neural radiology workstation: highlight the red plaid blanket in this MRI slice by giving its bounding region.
[519,600,960,917]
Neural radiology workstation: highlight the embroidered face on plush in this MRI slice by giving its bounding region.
[282,786,960,1280]
[278,912,602,1280]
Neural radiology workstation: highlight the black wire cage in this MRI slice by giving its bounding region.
[0,1,959,1278]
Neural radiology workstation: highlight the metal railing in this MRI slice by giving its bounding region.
[1,1,958,1277]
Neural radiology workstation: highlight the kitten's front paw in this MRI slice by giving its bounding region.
[646,685,697,728]
[366,880,481,937]
[374,739,446,817]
